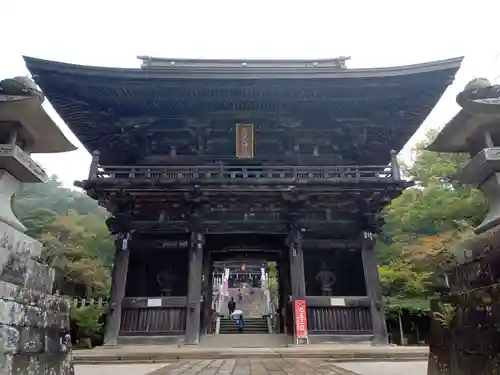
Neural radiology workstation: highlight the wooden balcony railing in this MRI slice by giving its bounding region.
[94,164,396,182]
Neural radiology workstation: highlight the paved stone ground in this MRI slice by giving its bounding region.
[335,361,427,375]
[146,359,427,375]
[75,364,169,375]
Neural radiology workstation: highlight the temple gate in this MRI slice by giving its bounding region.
[24,55,462,345]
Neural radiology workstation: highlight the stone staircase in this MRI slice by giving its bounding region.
[220,286,265,318]
[218,286,269,334]
[238,289,265,318]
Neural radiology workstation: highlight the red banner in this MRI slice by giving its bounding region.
[294,299,308,339]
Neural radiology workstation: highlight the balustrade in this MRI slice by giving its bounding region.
[95,164,394,182]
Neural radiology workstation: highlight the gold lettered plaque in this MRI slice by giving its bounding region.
[236,124,254,159]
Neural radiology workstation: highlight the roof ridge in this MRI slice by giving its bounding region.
[23,55,464,80]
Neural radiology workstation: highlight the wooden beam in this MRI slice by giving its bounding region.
[130,237,360,250]
[126,220,367,235]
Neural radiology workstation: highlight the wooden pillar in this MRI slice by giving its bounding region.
[103,233,131,346]
[88,150,100,180]
[361,231,388,345]
[201,250,212,335]
[287,227,307,344]
[185,231,204,345]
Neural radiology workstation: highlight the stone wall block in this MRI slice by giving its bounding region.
[24,305,47,328]
[0,221,42,259]
[24,260,55,294]
[0,300,24,326]
[0,281,20,301]
[6,352,75,375]
[0,281,47,308]
[46,310,69,331]
[0,223,43,289]
[18,326,45,353]
[1,354,14,375]
[0,252,28,286]
[0,323,20,354]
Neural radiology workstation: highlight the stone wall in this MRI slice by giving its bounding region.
[0,221,74,375]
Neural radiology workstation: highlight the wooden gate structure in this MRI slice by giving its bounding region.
[24,55,462,345]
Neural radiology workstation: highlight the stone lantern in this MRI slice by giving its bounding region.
[0,76,76,374]
[427,78,500,375]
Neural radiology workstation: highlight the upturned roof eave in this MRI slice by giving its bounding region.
[0,96,76,153]
[427,110,470,153]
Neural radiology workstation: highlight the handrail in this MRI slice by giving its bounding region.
[95,164,396,181]
[261,271,275,333]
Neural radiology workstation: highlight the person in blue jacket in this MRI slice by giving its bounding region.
[236,314,244,333]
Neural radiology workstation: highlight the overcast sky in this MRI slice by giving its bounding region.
[2,0,499,187]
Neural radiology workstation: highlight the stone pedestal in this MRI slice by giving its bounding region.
[0,196,74,374]
[426,79,500,375]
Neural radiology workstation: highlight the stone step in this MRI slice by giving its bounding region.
[200,334,291,348]
[219,318,269,334]
[219,322,268,328]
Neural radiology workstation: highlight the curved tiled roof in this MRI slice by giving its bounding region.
[23,56,463,164]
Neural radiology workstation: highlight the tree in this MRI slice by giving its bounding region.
[40,213,111,297]
[377,133,486,304]
[12,175,114,297]
[267,262,278,302]
[378,260,432,298]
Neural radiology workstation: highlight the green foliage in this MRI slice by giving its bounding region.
[434,303,456,328]
[379,260,432,298]
[267,262,278,301]
[378,132,486,311]
[13,175,113,298]
[41,213,112,297]
[14,175,107,220]
[70,305,106,338]
[385,297,431,317]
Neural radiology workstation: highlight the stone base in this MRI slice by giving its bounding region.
[307,334,373,344]
[2,353,74,375]
[0,217,74,374]
[117,335,184,346]
[72,343,429,364]
[428,233,500,375]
